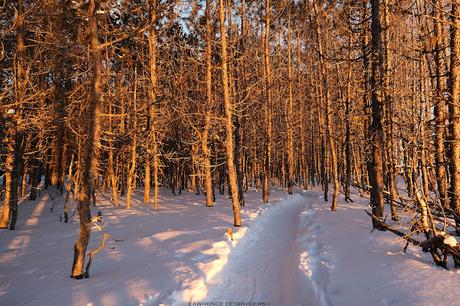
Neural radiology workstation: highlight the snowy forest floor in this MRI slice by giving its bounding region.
[1,187,459,306]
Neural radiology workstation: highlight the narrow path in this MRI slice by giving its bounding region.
[196,194,323,305]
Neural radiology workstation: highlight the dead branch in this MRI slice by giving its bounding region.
[365,210,460,269]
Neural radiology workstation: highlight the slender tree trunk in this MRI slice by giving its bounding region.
[0,0,25,230]
[105,49,118,207]
[189,143,199,193]
[345,36,353,202]
[313,3,339,211]
[317,83,328,201]
[147,0,160,210]
[448,0,460,233]
[20,164,27,198]
[383,0,398,220]
[369,0,386,230]
[228,2,245,207]
[144,154,151,203]
[361,0,371,191]
[286,15,295,195]
[71,0,102,279]
[219,0,241,226]
[420,55,430,199]
[108,117,118,207]
[297,31,308,191]
[51,81,67,191]
[29,153,40,201]
[239,1,248,195]
[433,0,449,208]
[64,155,75,223]
[203,0,214,207]
[126,70,138,210]
[262,0,272,203]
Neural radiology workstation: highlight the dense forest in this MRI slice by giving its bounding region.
[2,0,460,283]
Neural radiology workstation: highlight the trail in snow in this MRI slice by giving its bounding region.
[5,186,459,306]
[297,193,331,306]
[171,194,328,306]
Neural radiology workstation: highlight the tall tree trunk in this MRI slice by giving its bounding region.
[0,0,25,230]
[361,0,371,191]
[108,106,118,207]
[313,3,339,211]
[219,0,241,226]
[448,0,460,233]
[71,0,102,278]
[369,0,386,230]
[383,0,398,220]
[126,69,138,209]
[239,0,248,195]
[297,31,308,191]
[105,48,118,207]
[344,36,353,202]
[202,0,214,207]
[262,0,272,203]
[228,1,245,207]
[51,82,67,192]
[317,83,328,201]
[286,15,295,195]
[420,55,430,199]
[146,0,160,210]
[433,0,449,209]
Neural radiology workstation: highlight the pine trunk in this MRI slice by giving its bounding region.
[433,0,449,208]
[369,0,386,230]
[71,0,102,278]
[219,0,241,226]
[449,0,460,233]
[262,0,272,203]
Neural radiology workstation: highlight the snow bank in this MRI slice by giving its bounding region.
[311,191,460,306]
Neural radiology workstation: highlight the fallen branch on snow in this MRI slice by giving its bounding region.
[365,210,460,269]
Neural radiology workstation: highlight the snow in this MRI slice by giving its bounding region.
[174,195,314,306]
[1,187,460,306]
[310,191,460,306]
[443,235,458,247]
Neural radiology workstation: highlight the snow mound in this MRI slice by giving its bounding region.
[444,235,458,247]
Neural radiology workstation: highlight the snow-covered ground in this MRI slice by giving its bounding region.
[0,187,459,306]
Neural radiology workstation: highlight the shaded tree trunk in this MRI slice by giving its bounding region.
[71,0,102,279]
[0,0,25,230]
[369,0,386,230]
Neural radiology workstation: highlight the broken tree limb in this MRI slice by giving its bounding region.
[84,233,110,278]
[365,210,460,269]
[364,210,421,245]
